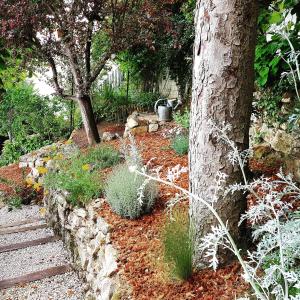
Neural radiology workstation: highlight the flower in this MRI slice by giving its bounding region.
[33,182,42,192]
[39,207,46,217]
[25,177,34,187]
[82,164,91,171]
[37,166,48,175]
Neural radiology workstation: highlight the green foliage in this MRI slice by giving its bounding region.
[105,164,158,219]
[44,151,105,206]
[116,1,195,100]
[255,1,300,88]
[171,135,189,156]
[92,84,159,121]
[162,207,193,280]
[7,196,22,211]
[0,83,72,166]
[0,83,70,141]
[80,145,120,169]
[173,108,190,129]
[256,89,282,124]
[0,136,51,167]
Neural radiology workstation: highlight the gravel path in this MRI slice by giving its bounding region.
[1,272,86,300]
[0,205,41,226]
[0,227,54,247]
[0,204,86,299]
[0,241,70,280]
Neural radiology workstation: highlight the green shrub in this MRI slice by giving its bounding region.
[163,207,193,280]
[7,196,22,211]
[171,135,189,155]
[82,145,120,169]
[0,136,51,167]
[44,153,103,206]
[173,108,190,129]
[105,164,158,219]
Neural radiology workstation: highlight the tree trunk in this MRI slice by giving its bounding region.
[189,0,259,268]
[77,95,100,145]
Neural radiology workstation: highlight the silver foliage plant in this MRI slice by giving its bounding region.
[128,123,300,300]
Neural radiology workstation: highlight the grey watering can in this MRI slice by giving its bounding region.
[154,98,180,122]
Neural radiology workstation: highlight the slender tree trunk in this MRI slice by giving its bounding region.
[77,94,100,145]
[189,0,259,268]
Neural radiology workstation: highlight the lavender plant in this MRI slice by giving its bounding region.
[128,123,300,300]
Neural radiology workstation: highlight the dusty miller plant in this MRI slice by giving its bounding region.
[268,8,300,102]
[128,123,300,300]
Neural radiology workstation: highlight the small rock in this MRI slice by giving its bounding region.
[96,218,110,235]
[252,143,272,159]
[127,118,139,129]
[102,132,116,142]
[149,123,159,133]
[99,278,116,300]
[269,130,293,154]
[74,208,88,219]
[129,126,148,136]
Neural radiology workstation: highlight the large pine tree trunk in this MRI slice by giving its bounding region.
[189,0,259,267]
[77,95,100,145]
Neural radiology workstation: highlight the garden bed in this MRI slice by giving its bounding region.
[92,129,249,299]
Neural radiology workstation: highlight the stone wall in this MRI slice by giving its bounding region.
[18,141,125,300]
[251,123,300,181]
[124,112,159,137]
[44,192,122,300]
[19,141,79,184]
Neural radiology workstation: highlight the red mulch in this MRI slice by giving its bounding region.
[0,163,30,195]
[72,122,125,149]
[0,124,249,299]
[97,131,249,300]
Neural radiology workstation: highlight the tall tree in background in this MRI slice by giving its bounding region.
[189,0,259,266]
[0,0,171,145]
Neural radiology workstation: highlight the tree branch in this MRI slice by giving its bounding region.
[85,19,93,82]
[32,36,64,96]
[86,52,111,90]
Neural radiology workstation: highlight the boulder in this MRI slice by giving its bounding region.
[102,132,116,142]
[149,123,159,133]
[127,117,139,129]
[129,126,148,136]
[252,143,273,160]
[269,130,293,154]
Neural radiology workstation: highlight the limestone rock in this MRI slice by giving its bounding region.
[149,123,159,133]
[102,132,116,142]
[99,278,116,300]
[130,126,148,136]
[127,117,139,129]
[285,158,300,182]
[252,143,272,159]
[269,130,293,154]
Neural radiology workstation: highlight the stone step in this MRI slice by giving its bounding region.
[0,217,43,230]
[0,241,71,281]
[0,223,47,235]
[0,264,72,290]
[0,236,60,254]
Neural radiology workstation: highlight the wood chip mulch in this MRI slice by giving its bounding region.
[97,131,249,300]
[0,164,30,195]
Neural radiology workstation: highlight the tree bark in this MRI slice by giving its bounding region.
[77,95,100,145]
[189,0,259,268]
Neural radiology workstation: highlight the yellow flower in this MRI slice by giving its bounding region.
[37,166,48,175]
[53,153,64,160]
[33,182,42,192]
[82,164,91,171]
[39,207,46,217]
[25,177,34,187]
[43,156,51,162]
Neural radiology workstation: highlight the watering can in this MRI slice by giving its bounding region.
[154,98,180,122]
